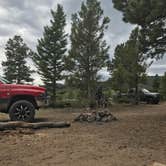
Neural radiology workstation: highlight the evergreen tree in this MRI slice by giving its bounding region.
[153,74,160,92]
[126,28,148,98]
[2,35,34,84]
[109,44,128,94]
[112,0,166,59]
[110,27,148,104]
[160,72,166,100]
[111,64,128,95]
[33,4,67,102]
[67,0,110,102]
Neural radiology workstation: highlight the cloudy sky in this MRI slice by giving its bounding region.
[0,0,165,84]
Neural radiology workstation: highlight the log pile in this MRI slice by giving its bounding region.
[74,110,117,123]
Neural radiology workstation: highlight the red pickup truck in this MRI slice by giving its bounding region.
[0,76,47,122]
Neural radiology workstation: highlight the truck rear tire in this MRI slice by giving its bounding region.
[153,99,159,104]
[9,100,35,122]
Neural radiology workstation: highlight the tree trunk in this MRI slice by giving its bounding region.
[0,121,70,130]
[52,78,56,105]
[17,76,21,84]
[135,74,139,105]
[87,81,91,100]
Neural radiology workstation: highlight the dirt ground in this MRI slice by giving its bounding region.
[0,103,166,166]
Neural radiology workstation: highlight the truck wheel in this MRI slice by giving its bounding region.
[9,100,35,122]
[147,98,153,104]
[154,100,159,104]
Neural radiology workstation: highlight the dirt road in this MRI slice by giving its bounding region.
[0,103,166,166]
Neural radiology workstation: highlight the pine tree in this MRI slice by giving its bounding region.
[111,64,128,95]
[126,28,148,96]
[112,0,166,59]
[110,27,148,104]
[67,0,110,102]
[153,74,160,92]
[109,44,128,94]
[2,35,34,84]
[33,4,67,102]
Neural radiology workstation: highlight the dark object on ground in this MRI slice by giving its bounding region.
[128,88,160,104]
[0,121,71,130]
[74,110,117,123]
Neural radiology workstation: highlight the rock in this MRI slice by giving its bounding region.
[87,112,96,122]
[74,110,117,123]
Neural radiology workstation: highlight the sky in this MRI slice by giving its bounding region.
[0,0,165,84]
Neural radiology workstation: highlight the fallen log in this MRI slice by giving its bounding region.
[0,121,71,130]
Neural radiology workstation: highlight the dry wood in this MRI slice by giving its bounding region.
[0,121,70,130]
